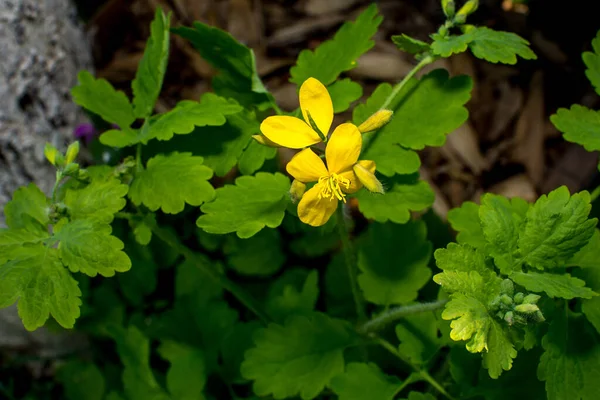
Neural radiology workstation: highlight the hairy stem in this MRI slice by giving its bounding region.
[336,206,367,323]
[359,300,448,334]
[116,212,270,323]
[379,55,435,110]
[373,336,455,400]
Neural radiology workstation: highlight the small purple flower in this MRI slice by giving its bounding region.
[73,123,97,144]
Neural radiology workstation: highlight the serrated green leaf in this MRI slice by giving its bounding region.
[224,228,285,276]
[172,23,272,108]
[4,183,49,230]
[434,270,487,298]
[356,174,434,224]
[325,254,355,319]
[568,229,600,268]
[157,341,206,400]
[241,312,355,400]
[434,243,496,282]
[441,293,490,353]
[129,152,214,214]
[110,325,170,400]
[431,33,473,57]
[550,105,600,151]
[538,310,600,400]
[57,360,106,400]
[98,128,139,148]
[392,34,430,55]
[482,320,517,379]
[266,269,319,322]
[447,201,486,248]
[0,228,50,263]
[518,186,597,270]
[129,214,155,246]
[354,71,471,176]
[71,71,135,129]
[583,30,600,96]
[141,93,243,142]
[510,271,595,300]
[0,246,81,330]
[480,194,528,274]
[221,321,262,384]
[328,78,363,113]
[238,139,277,175]
[290,4,382,86]
[330,362,402,400]
[396,311,444,365]
[131,9,170,118]
[197,172,290,238]
[55,220,131,277]
[358,221,432,305]
[64,176,128,224]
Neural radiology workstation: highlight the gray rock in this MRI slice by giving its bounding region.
[0,0,93,226]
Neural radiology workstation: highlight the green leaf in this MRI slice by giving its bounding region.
[431,33,473,57]
[71,71,135,129]
[197,172,290,238]
[396,311,444,366]
[354,70,471,175]
[583,29,600,95]
[577,266,600,334]
[110,325,170,400]
[434,243,496,282]
[479,194,528,274]
[238,139,277,175]
[328,79,363,113]
[330,362,402,400]
[158,341,206,400]
[358,221,432,305]
[538,310,600,400]
[0,246,81,330]
[568,229,600,268]
[441,293,491,353]
[482,320,518,379]
[221,321,262,384]
[129,152,215,214]
[356,174,434,224]
[0,228,50,263]
[289,4,382,86]
[175,258,222,302]
[447,201,486,248]
[4,183,49,230]
[99,128,139,148]
[550,105,600,151]
[141,93,243,142]
[57,360,106,400]
[241,312,355,400]
[131,9,170,118]
[392,34,430,55]
[266,269,319,322]
[510,271,595,300]
[130,214,155,246]
[517,186,597,270]
[55,220,131,277]
[224,228,285,276]
[117,240,158,306]
[172,22,272,108]
[64,176,128,224]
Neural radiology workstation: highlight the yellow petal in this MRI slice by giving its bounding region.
[286,148,328,183]
[353,161,384,194]
[297,182,339,227]
[300,78,333,135]
[261,116,321,149]
[325,123,362,174]
[252,134,280,147]
[338,161,375,194]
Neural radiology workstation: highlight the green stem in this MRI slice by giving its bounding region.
[135,143,143,173]
[359,300,448,334]
[116,212,270,324]
[336,206,367,323]
[373,336,455,400]
[379,55,435,111]
[590,185,600,202]
[50,170,62,203]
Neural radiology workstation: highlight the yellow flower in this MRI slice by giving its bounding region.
[286,123,380,226]
[260,77,333,149]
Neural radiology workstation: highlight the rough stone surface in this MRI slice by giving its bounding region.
[0,0,92,226]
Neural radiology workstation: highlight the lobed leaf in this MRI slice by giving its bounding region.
[447,201,486,248]
[56,361,106,400]
[328,78,363,113]
[396,312,444,366]
[266,269,319,322]
[224,228,285,276]
[330,362,402,400]
[197,172,290,238]
[583,29,600,96]
[290,4,382,86]
[358,221,432,305]
[4,183,49,231]
[64,176,128,224]
[158,341,207,400]
[482,320,518,379]
[550,105,600,152]
[510,271,595,300]
[392,34,430,55]
[129,152,215,214]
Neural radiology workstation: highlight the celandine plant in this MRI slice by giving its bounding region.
[1,1,600,399]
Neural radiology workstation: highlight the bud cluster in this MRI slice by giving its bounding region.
[489,279,545,326]
[44,141,87,181]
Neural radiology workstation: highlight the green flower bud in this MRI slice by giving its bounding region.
[65,141,80,164]
[441,0,455,19]
[504,311,514,325]
[513,292,524,304]
[44,143,59,166]
[514,303,539,314]
[523,294,541,304]
[500,279,514,296]
[456,0,478,22]
[532,310,546,323]
[357,110,393,133]
[62,163,80,177]
[500,294,513,306]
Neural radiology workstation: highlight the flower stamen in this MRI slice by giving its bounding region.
[318,173,350,202]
